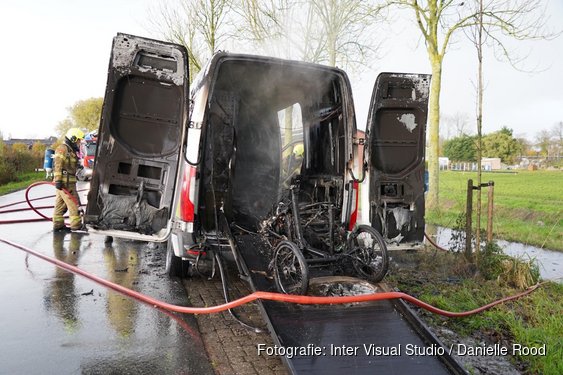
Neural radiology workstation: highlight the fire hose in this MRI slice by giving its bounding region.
[0,182,85,224]
[0,183,543,318]
[0,237,542,317]
[424,232,450,252]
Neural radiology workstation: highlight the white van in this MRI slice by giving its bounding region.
[85,34,429,287]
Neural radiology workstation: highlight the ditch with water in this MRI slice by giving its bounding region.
[425,224,562,282]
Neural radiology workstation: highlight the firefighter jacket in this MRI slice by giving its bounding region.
[53,143,80,186]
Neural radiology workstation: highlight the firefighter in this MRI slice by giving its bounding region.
[282,143,304,187]
[52,128,85,231]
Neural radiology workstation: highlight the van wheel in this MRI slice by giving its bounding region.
[76,168,86,181]
[165,238,183,278]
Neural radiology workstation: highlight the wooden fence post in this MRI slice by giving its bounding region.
[465,179,473,260]
[487,181,495,243]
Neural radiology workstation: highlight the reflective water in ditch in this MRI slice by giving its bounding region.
[426,225,562,282]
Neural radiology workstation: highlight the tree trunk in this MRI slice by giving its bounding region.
[475,0,484,262]
[426,56,442,211]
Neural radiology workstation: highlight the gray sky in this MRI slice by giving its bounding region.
[1,0,562,141]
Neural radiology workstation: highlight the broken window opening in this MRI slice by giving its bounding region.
[278,103,304,190]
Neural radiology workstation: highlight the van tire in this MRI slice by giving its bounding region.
[165,238,183,278]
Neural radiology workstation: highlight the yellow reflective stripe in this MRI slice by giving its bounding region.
[69,216,81,223]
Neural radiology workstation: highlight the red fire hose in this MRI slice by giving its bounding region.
[0,237,541,318]
[0,183,543,318]
[424,232,450,252]
[25,181,79,221]
[0,182,81,224]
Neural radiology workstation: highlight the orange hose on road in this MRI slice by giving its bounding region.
[0,237,541,318]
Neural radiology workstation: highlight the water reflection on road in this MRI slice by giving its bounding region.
[103,239,139,337]
[45,232,84,332]
[0,187,213,374]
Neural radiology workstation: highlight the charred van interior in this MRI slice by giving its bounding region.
[200,58,348,233]
[192,57,392,295]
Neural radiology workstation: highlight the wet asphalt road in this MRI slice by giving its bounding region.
[0,184,214,374]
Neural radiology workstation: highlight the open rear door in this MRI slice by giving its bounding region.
[85,33,189,241]
[366,73,430,249]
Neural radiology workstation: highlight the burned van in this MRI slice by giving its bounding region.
[85,34,429,288]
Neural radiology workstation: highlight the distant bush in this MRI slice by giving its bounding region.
[0,142,44,185]
[0,159,16,185]
[7,143,41,173]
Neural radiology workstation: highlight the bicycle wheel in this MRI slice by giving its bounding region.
[273,240,309,294]
[348,225,389,283]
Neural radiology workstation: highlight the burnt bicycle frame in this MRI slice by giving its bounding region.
[259,177,389,295]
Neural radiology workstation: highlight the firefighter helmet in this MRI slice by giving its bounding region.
[65,128,85,143]
[293,143,304,157]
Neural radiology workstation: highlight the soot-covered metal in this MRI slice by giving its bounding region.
[200,58,349,231]
[366,73,430,249]
[86,34,430,292]
[186,55,391,293]
[85,34,189,240]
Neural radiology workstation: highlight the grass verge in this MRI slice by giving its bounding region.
[389,249,563,375]
[0,171,47,196]
[427,170,562,251]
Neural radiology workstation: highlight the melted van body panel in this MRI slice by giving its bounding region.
[366,73,431,249]
[84,34,189,241]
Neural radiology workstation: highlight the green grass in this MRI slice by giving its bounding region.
[427,170,563,251]
[389,250,563,375]
[0,171,47,196]
[418,281,562,375]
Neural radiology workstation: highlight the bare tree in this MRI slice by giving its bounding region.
[236,0,383,68]
[236,0,323,61]
[148,0,234,82]
[311,0,382,68]
[385,0,556,210]
[465,0,485,257]
[535,128,554,158]
[441,111,471,139]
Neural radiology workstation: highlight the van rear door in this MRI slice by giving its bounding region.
[366,73,430,249]
[84,33,189,241]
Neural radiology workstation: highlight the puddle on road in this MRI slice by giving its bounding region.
[0,186,214,375]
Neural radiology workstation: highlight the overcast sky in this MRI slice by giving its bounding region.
[1,0,562,141]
